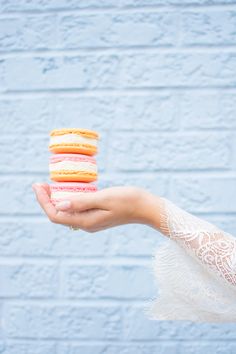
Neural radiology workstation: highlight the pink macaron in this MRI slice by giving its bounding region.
[49,153,98,182]
[50,182,97,204]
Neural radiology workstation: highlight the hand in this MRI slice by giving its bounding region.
[32,183,161,233]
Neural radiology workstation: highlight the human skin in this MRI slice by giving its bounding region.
[32,183,163,233]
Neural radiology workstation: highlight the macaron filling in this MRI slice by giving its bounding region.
[49,134,98,147]
[50,161,97,173]
[49,154,97,177]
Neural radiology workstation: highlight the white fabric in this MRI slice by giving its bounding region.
[149,198,236,322]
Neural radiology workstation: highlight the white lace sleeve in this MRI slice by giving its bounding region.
[148,198,236,323]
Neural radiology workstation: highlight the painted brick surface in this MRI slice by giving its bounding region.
[0,262,58,298]
[0,15,57,51]
[182,11,236,45]
[110,132,232,171]
[0,341,56,354]
[3,53,236,91]
[0,0,236,353]
[58,12,177,48]
[5,304,123,339]
[62,264,156,299]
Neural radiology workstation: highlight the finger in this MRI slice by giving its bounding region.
[32,184,89,226]
[41,183,51,197]
[44,208,103,228]
[33,184,111,229]
[55,191,106,212]
[62,209,111,231]
[32,183,58,222]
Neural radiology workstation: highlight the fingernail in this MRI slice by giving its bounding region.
[55,200,71,211]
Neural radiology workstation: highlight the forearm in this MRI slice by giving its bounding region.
[134,190,164,231]
[137,190,171,236]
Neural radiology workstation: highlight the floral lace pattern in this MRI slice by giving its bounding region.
[161,198,236,287]
[149,198,236,322]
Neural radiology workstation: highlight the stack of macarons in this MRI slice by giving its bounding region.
[49,128,99,204]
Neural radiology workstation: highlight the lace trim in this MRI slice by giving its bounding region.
[159,197,171,237]
[147,197,236,322]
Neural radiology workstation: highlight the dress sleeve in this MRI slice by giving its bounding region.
[148,198,236,323]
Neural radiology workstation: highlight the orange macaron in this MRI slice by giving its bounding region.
[49,128,99,156]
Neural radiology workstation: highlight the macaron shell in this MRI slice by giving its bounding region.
[50,182,97,204]
[49,144,97,156]
[50,182,97,192]
[50,128,99,139]
[50,171,97,182]
[50,153,96,164]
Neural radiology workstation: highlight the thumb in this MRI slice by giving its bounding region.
[54,191,104,212]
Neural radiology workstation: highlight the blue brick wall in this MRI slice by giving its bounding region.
[0,0,236,353]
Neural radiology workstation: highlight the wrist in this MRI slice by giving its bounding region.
[134,189,162,230]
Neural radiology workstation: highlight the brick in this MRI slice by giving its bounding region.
[124,306,236,340]
[0,59,5,91]
[180,92,236,130]
[171,176,236,213]
[111,94,179,131]
[54,96,114,131]
[58,12,176,48]
[0,96,111,133]
[5,304,123,339]
[57,342,178,354]
[119,53,236,88]
[0,220,163,258]
[54,94,178,131]
[0,15,57,51]
[0,91,177,137]
[1,0,185,12]
[57,343,236,354]
[176,343,236,354]
[3,341,236,354]
[0,96,114,134]
[4,53,236,91]
[0,0,120,12]
[0,98,54,134]
[4,55,120,90]
[124,306,180,340]
[1,0,236,12]
[58,344,113,354]
[0,341,56,354]
[204,216,236,235]
[107,224,164,257]
[0,342,4,352]
[109,132,231,171]
[0,262,58,298]
[0,135,48,173]
[120,0,236,4]
[0,220,110,257]
[62,264,155,299]
[182,11,236,46]
[0,176,48,215]
[171,0,236,3]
